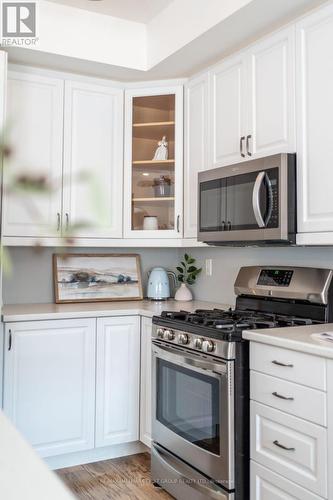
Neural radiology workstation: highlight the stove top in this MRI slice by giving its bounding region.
[153,308,318,341]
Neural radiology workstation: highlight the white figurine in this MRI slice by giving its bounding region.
[153,136,168,161]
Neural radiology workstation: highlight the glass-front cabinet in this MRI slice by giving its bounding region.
[124,86,183,238]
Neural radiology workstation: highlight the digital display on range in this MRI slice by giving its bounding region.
[257,269,294,287]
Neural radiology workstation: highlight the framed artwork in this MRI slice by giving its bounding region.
[53,253,143,303]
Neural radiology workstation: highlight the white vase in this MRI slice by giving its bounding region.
[175,283,193,301]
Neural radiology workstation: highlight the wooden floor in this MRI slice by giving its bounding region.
[57,452,172,500]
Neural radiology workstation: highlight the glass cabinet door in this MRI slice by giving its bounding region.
[131,94,176,233]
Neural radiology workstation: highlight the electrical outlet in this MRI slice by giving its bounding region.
[205,259,213,276]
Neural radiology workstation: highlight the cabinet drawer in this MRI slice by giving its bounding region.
[250,343,326,390]
[251,371,327,426]
[251,461,324,500]
[251,402,327,496]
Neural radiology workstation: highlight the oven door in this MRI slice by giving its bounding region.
[152,341,234,490]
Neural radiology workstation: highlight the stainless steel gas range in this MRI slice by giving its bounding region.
[151,266,333,500]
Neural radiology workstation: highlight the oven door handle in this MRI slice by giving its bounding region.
[252,171,266,228]
[152,443,230,500]
[152,342,228,377]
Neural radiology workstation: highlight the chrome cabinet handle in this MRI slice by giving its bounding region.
[221,220,226,231]
[57,213,61,232]
[65,213,69,231]
[246,134,252,156]
[272,391,294,401]
[273,440,295,452]
[227,221,231,231]
[272,360,294,368]
[176,215,180,233]
[252,171,266,228]
[240,136,245,157]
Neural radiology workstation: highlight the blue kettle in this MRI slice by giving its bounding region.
[147,267,172,300]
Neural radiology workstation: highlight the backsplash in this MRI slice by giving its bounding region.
[185,246,333,306]
[5,245,333,307]
[3,247,179,304]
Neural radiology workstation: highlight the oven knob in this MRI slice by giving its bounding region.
[163,329,175,341]
[157,328,164,338]
[202,340,215,353]
[194,338,203,349]
[177,333,189,345]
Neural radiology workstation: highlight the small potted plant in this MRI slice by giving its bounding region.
[175,253,202,301]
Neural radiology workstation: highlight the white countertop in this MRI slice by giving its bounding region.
[2,299,229,323]
[243,323,333,359]
[0,411,74,500]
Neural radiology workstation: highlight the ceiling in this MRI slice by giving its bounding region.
[47,0,173,23]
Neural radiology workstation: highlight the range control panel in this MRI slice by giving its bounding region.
[257,269,294,287]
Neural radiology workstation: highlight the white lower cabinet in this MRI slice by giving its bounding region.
[250,341,328,499]
[3,319,96,458]
[251,462,324,500]
[140,316,152,447]
[95,316,140,447]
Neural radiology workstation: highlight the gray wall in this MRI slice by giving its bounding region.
[3,247,179,304]
[186,246,333,306]
[4,245,333,307]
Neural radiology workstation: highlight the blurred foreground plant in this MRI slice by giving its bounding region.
[0,126,108,275]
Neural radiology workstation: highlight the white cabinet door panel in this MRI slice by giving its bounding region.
[3,319,96,458]
[184,73,209,238]
[248,27,295,157]
[96,316,140,447]
[3,72,63,237]
[251,402,327,497]
[210,54,246,167]
[251,461,324,500]
[140,316,152,447]
[251,371,327,426]
[63,81,123,238]
[296,3,333,233]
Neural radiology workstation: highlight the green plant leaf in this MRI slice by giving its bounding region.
[184,253,189,261]
[176,266,183,273]
[187,258,195,264]
[181,261,186,268]
[187,266,197,273]
[178,275,184,283]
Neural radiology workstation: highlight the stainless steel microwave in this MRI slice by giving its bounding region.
[198,153,296,245]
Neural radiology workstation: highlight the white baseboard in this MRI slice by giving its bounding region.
[45,441,148,470]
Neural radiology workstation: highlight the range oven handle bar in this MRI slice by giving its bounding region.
[152,444,230,500]
[252,171,266,228]
[152,341,228,378]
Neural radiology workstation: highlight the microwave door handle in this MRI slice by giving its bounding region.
[252,171,266,228]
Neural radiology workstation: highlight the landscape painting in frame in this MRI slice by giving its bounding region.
[53,254,143,303]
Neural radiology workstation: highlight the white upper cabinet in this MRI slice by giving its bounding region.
[3,319,96,458]
[95,316,140,447]
[124,86,183,239]
[296,3,333,237]
[247,26,295,158]
[2,72,64,237]
[210,54,247,168]
[63,81,123,238]
[184,73,209,238]
[208,26,295,168]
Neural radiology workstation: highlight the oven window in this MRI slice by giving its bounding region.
[156,359,220,455]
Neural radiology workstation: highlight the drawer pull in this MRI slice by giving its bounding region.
[272,391,294,401]
[273,440,295,452]
[272,360,294,368]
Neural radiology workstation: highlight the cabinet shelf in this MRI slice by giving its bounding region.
[132,197,175,202]
[132,160,175,166]
[133,121,175,128]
